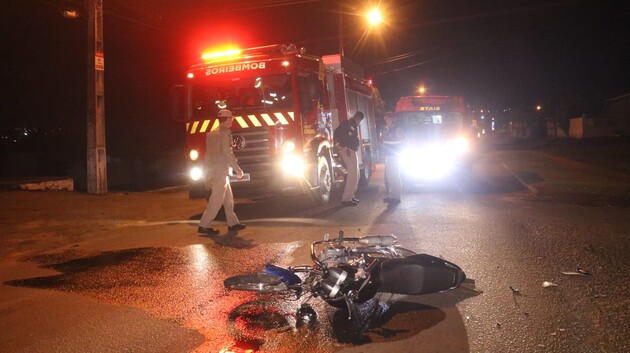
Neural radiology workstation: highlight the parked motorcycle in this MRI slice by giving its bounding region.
[224,231,466,325]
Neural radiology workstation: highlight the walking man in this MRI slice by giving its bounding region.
[334,111,365,206]
[198,109,246,235]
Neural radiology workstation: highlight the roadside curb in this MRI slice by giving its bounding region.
[0,177,74,191]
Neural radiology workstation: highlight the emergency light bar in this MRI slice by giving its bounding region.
[200,44,304,62]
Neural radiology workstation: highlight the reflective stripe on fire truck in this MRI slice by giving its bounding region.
[186,112,294,134]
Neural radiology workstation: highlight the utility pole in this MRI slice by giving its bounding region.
[86,0,107,194]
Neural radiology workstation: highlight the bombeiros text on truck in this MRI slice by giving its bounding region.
[172,44,378,203]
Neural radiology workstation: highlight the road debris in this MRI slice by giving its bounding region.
[542,281,558,287]
[509,286,521,295]
[561,267,590,276]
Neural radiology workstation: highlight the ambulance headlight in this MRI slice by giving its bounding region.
[400,146,453,180]
[190,167,203,181]
[189,149,199,161]
[447,136,469,154]
[282,155,305,177]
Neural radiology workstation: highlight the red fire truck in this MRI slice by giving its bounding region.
[172,44,377,203]
[393,95,477,184]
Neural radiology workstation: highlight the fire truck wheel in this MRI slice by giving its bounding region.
[311,155,332,205]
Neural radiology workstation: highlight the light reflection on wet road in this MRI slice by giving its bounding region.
[7,241,472,352]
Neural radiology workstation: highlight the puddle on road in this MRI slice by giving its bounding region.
[5,244,462,353]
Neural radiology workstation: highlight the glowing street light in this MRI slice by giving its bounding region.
[339,5,385,57]
[366,8,383,27]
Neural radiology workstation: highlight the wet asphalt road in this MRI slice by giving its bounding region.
[1,159,629,353]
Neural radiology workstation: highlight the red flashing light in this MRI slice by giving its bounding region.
[201,46,242,61]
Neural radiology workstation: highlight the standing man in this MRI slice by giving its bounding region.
[198,109,247,235]
[334,111,364,206]
[382,112,403,205]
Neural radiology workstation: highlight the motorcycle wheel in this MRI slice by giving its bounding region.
[227,299,292,345]
[224,273,288,293]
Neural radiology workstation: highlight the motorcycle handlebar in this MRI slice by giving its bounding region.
[311,234,399,264]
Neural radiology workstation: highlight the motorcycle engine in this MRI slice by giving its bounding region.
[318,264,368,300]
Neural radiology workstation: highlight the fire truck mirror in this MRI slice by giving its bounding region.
[170,85,186,122]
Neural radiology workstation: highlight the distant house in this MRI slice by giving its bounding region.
[603,93,630,136]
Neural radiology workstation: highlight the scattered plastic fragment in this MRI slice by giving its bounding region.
[593,293,608,299]
[576,267,590,275]
[509,286,521,295]
[561,267,590,276]
[542,281,558,287]
[561,271,583,275]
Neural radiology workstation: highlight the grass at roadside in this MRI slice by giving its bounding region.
[530,136,630,175]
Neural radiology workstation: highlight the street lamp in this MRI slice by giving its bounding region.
[338,4,384,57]
[366,8,383,27]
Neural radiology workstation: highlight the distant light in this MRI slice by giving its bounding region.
[281,60,290,67]
[187,72,194,79]
[62,10,80,19]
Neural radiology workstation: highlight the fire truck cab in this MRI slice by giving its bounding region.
[172,44,377,203]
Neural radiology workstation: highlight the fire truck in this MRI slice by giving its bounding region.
[172,44,377,203]
[393,95,477,184]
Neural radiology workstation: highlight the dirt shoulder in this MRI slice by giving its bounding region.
[491,136,630,207]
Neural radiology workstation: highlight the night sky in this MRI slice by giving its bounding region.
[1,0,629,180]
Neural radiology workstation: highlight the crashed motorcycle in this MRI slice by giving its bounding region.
[224,231,466,325]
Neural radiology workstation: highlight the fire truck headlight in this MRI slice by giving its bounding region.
[282,155,305,177]
[282,140,296,153]
[190,167,203,181]
[189,149,199,161]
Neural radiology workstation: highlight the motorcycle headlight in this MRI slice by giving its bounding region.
[320,267,348,299]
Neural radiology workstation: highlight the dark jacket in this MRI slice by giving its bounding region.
[334,119,360,151]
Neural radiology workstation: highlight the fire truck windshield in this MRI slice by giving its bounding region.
[190,74,293,120]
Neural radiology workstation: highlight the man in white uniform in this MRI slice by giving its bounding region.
[198,109,246,235]
[382,112,403,204]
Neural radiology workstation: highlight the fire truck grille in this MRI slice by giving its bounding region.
[232,127,275,189]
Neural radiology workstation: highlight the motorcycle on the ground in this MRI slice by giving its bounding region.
[224,231,466,326]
